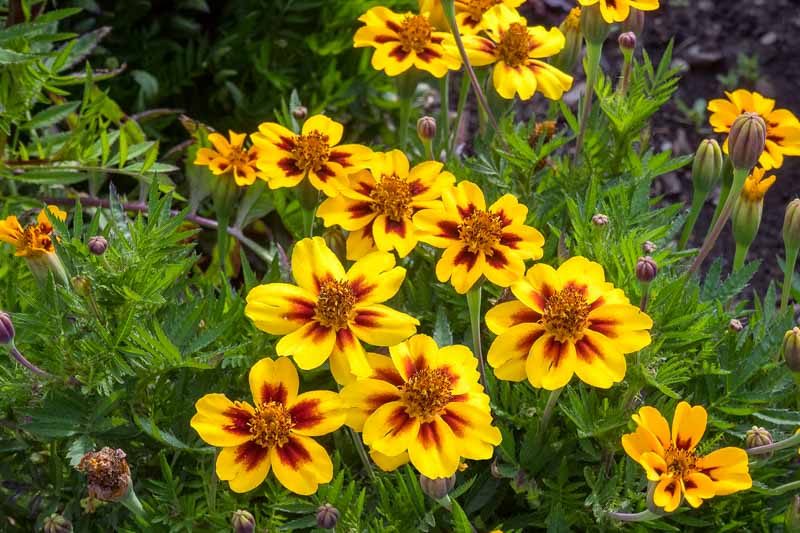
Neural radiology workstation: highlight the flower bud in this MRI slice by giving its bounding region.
[591,213,609,226]
[77,447,131,503]
[71,276,92,298]
[0,311,14,345]
[746,426,773,450]
[43,513,73,533]
[552,7,582,74]
[785,495,800,532]
[231,509,255,533]
[417,116,437,142]
[783,327,800,373]
[618,32,636,54]
[322,227,347,264]
[292,106,308,121]
[622,8,645,36]
[691,139,723,195]
[728,112,767,171]
[784,199,800,253]
[642,241,657,254]
[732,168,774,250]
[580,4,610,45]
[729,318,744,332]
[316,503,339,529]
[419,473,457,500]
[88,236,108,256]
[636,256,658,283]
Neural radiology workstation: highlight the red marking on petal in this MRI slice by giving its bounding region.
[436,220,460,239]
[222,407,252,436]
[375,34,399,44]
[514,308,542,324]
[457,204,476,220]
[276,136,296,152]
[218,162,230,171]
[347,202,375,220]
[389,45,410,61]
[289,398,324,431]
[517,327,545,353]
[235,441,269,471]
[408,180,429,197]
[543,337,571,368]
[354,308,381,328]
[328,150,353,166]
[373,368,405,388]
[588,296,605,311]
[386,20,402,33]
[417,420,443,449]
[315,164,336,181]
[367,392,401,410]
[430,35,444,44]
[384,218,407,237]
[449,393,469,403]
[453,248,479,268]
[440,407,469,438]
[493,210,512,227]
[563,281,588,297]
[350,276,376,301]
[485,248,508,268]
[336,328,359,351]
[417,47,443,63]
[500,231,522,249]
[574,335,602,363]
[275,436,312,469]
[260,383,289,406]
[277,157,303,176]
[285,297,316,321]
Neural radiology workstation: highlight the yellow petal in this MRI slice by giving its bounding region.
[288,390,346,437]
[276,321,336,370]
[440,402,502,460]
[638,451,667,481]
[652,476,682,513]
[270,434,333,495]
[350,304,419,347]
[363,401,420,456]
[682,472,715,508]
[391,334,437,381]
[248,357,299,407]
[587,303,653,353]
[370,449,410,472]
[487,323,545,380]
[671,401,707,451]
[302,114,343,146]
[216,442,271,493]
[408,416,460,478]
[346,251,407,304]
[291,237,346,295]
[245,283,316,335]
[573,329,627,388]
[436,244,486,294]
[340,377,402,431]
[191,394,254,447]
[527,334,576,390]
[485,300,541,334]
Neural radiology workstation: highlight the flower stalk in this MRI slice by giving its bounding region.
[607,510,662,522]
[539,387,564,436]
[574,40,603,163]
[466,284,488,392]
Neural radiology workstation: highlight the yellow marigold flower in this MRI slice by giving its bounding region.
[354,7,461,78]
[190,358,346,495]
[455,5,573,101]
[622,402,752,513]
[340,334,502,478]
[577,0,659,23]
[0,205,66,257]
[194,130,263,187]
[457,0,526,34]
[413,181,545,294]
[708,89,800,170]
[485,256,653,390]
[741,167,776,203]
[244,237,419,384]
[251,115,372,197]
[317,150,455,260]
[418,0,448,30]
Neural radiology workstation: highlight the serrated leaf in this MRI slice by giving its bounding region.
[23,101,80,130]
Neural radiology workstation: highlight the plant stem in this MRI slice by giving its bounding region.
[688,167,749,276]
[639,283,650,312]
[439,73,450,160]
[8,345,53,378]
[349,427,376,482]
[450,73,471,157]
[679,192,707,250]
[119,485,146,518]
[539,387,564,436]
[606,510,662,522]
[782,246,798,312]
[466,285,488,392]
[733,243,748,271]
[574,40,603,164]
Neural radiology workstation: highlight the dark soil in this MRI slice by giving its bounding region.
[526,0,800,298]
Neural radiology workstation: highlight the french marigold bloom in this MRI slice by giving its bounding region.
[354,7,461,78]
[455,5,573,100]
[0,205,66,257]
[485,256,653,390]
[251,115,372,197]
[340,335,502,478]
[244,237,419,383]
[317,150,455,260]
[708,89,800,171]
[413,181,545,294]
[577,0,659,23]
[194,131,263,187]
[741,167,776,203]
[622,402,752,513]
[190,358,346,495]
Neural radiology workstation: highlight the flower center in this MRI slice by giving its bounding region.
[458,210,503,254]
[248,401,294,448]
[226,145,251,168]
[497,22,532,68]
[399,15,432,53]
[402,368,453,419]
[292,131,330,172]
[20,224,53,255]
[463,0,501,21]
[541,286,590,342]
[370,174,413,221]
[664,446,698,479]
[315,279,356,330]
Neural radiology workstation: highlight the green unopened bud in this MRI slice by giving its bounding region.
[71,276,92,298]
[732,194,763,250]
[783,327,800,373]
[316,503,339,529]
[43,513,73,533]
[785,495,800,532]
[746,426,773,451]
[580,4,609,45]
[692,139,723,195]
[0,311,14,345]
[784,199,800,253]
[728,112,767,171]
[231,509,255,533]
[417,116,437,142]
[419,473,456,500]
[552,7,582,73]
[622,7,645,36]
[322,226,347,263]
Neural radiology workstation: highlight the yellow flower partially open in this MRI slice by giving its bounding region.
[340,334,501,478]
[194,130,263,186]
[577,0,659,23]
[485,256,652,390]
[622,402,752,512]
[0,205,66,257]
[455,5,573,100]
[191,358,345,495]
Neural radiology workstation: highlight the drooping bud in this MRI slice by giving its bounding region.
[636,256,658,283]
[316,503,340,529]
[622,8,645,37]
[231,509,255,533]
[580,4,609,45]
[419,473,457,500]
[618,32,636,54]
[292,106,308,121]
[692,139,724,196]
[784,199,800,253]
[785,495,800,532]
[642,241,657,254]
[746,426,773,451]
[728,112,767,171]
[552,7,582,74]
[43,513,73,533]
[0,311,14,345]
[88,236,108,256]
[729,318,744,332]
[417,116,437,142]
[76,447,132,504]
[783,327,800,373]
[732,168,775,251]
[591,213,609,227]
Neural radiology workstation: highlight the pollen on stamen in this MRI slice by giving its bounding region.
[497,22,533,67]
[370,174,413,221]
[292,130,331,172]
[402,367,453,419]
[541,286,590,342]
[248,401,294,448]
[314,279,357,330]
[398,15,433,53]
[458,210,503,254]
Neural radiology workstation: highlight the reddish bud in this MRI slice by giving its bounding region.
[88,236,108,256]
[316,503,340,529]
[0,312,14,345]
[636,256,658,283]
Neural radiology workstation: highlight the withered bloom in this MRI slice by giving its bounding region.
[77,447,131,509]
